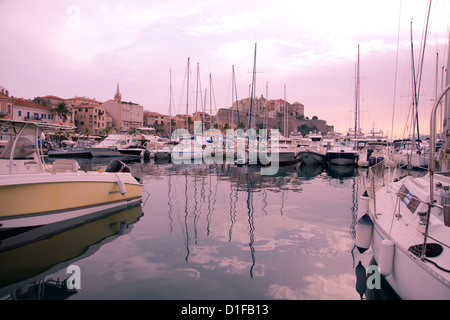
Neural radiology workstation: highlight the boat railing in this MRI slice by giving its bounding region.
[368,159,386,218]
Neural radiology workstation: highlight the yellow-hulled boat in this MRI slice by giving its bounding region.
[0,120,143,231]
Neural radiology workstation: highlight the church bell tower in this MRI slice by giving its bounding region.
[114,82,121,102]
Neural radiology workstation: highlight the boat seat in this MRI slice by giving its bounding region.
[52,159,80,173]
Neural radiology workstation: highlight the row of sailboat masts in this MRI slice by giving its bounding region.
[172,57,218,136]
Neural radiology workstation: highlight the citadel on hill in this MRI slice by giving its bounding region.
[0,83,334,137]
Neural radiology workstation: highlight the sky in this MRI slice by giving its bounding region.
[1,0,449,138]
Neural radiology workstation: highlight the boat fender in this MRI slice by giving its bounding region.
[377,156,384,163]
[358,159,369,167]
[357,191,369,220]
[355,213,373,254]
[355,261,367,300]
[379,239,395,276]
[368,156,376,166]
[117,179,126,196]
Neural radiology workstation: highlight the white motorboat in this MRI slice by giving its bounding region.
[326,141,359,166]
[153,141,179,160]
[297,131,327,165]
[267,137,298,165]
[88,134,134,157]
[356,140,395,168]
[354,86,450,299]
[0,120,143,231]
[392,139,430,170]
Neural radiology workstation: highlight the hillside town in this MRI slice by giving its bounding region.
[0,83,334,138]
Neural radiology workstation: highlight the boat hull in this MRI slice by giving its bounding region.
[88,147,123,157]
[48,149,92,158]
[371,219,450,299]
[154,150,171,160]
[364,171,450,300]
[297,150,326,165]
[326,151,358,165]
[118,148,151,159]
[395,151,429,169]
[0,173,142,229]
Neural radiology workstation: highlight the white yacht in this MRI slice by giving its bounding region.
[356,140,395,168]
[267,137,298,165]
[297,131,327,165]
[354,86,450,299]
[88,134,134,157]
[325,141,359,166]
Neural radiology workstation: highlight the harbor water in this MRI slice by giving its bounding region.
[0,158,412,300]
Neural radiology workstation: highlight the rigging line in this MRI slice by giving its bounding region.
[411,20,420,146]
[391,0,403,141]
[414,0,432,138]
[177,62,188,119]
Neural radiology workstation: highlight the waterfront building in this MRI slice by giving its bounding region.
[65,96,102,106]
[73,104,113,135]
[101,82,143,132]
[13,98,55,124]
[34,95,75,126]
[0,86,14,120]
[143,111,173,136]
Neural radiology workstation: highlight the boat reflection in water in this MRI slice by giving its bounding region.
[354,258,401,300]
[296,161,326,180]
[0,204,143,300]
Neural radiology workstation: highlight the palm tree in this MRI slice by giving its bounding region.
[83,127,91,139]
[102,127,111,137]
[51,102,72,122]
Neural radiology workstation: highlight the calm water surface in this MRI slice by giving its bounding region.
[1,158,402,300]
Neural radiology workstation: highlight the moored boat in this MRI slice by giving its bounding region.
[87,134,134,157]
[297,131,327,165]
[353,85,450,299]
[326,142,359,166]
[0,120,143,231]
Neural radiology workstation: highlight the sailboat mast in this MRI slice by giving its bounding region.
[248,42,257,130]
[231,66,235,129]
[210,73,212,129]
[186,57,190,132]
[169,69,172,140]
[265,81,268,129]
[203,89,206,130]
[284,84,287,138]
[410,21,420,146]
[233,66,240,129]
[195,63,199,116]
[355,44,360,140]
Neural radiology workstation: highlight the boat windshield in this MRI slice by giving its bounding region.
[0,135,35,159]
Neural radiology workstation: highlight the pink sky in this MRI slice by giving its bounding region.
[1,0,449,138]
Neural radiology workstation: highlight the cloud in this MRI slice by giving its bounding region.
[186,13,260,36]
